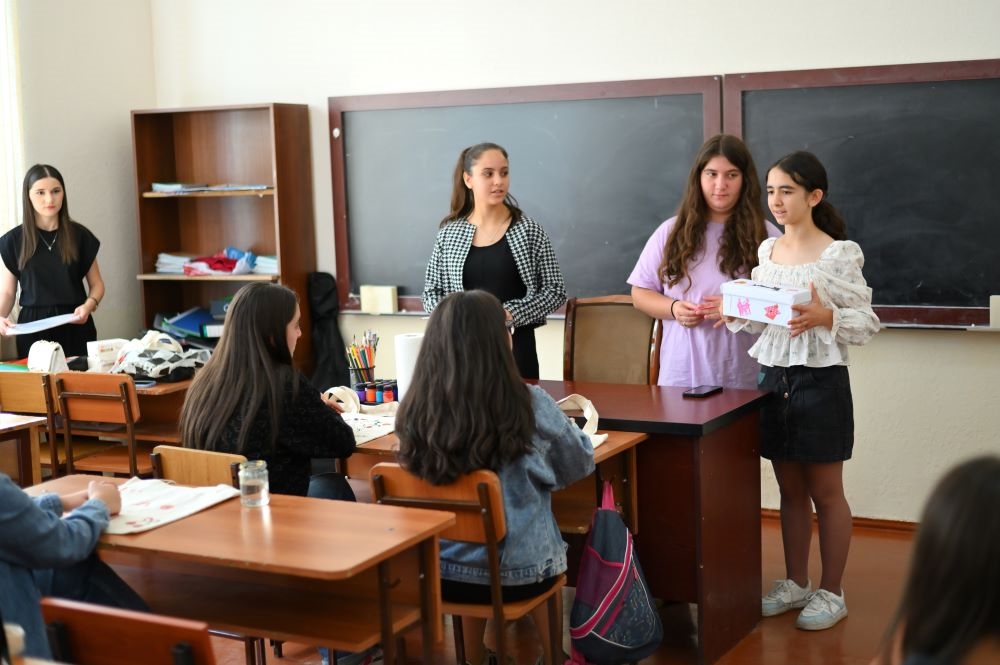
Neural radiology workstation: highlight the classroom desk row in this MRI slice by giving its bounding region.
[28,379,768,665]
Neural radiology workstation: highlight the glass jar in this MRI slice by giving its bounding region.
[238,460,270,507]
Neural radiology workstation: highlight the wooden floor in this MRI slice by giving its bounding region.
[210,517,913,665]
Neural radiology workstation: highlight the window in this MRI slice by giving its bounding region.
[1,1,23,232]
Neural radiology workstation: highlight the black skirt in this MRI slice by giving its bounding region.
[758,365,854,463]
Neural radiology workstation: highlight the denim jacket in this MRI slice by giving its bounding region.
[439,385,595,585]
[0,474,108,658]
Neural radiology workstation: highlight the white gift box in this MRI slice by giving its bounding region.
[721,279,811,328]
[87,338,129,366]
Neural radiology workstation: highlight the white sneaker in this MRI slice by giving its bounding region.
[761,578,812,617]
[795,588,848,630]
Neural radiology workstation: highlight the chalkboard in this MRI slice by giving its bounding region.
[724,60,1000,327]
[329,78,721,310]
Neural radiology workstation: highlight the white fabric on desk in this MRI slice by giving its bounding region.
[105,477,239,534]
[557,393,609,448]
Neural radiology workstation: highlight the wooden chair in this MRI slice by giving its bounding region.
[149,444,266,665]
[53,372,161,477]
[563,295,661,385]
[41,597,217,665]
[150,445,245,488]
[370,462,566,665]
[0,371,115,479]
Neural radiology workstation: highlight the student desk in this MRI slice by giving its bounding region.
[0,413,47,486]
[534,380,770,665]
[27,474,456,663]
[345,429,648,534]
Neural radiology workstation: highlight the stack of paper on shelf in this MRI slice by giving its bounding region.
[253,255,278,274]
[155,253,194,274]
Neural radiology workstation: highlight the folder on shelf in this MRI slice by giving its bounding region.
[201,322,224,338]
[166,307,215,338]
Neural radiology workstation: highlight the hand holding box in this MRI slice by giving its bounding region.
[721,279,811,328]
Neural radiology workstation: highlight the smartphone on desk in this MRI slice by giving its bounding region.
[682,385,723,398]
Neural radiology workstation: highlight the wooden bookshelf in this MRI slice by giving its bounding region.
[131,104,316,370]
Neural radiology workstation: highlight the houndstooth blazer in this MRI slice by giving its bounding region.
[422,215,566,327]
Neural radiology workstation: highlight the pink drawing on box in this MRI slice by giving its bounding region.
[764,304,780,320]
[125,517,156,527]
[737,298,751,317]
[158,504,175,511]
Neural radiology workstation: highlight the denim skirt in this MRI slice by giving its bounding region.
[758,365,854,463]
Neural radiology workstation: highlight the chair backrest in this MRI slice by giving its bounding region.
[0,371,60,471]
[563,295,661,385]
[370,462,507,544]
[151,444,245,488]
[41,597,217,665]
[54,372,141,425]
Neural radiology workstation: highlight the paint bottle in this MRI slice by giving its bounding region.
[383,381,395,403]
[354,382,366,403]
[365,382,376,403]
[375,381,384,404]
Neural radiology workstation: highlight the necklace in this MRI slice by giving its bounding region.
[472,217,510,246]
[38,229,58,251]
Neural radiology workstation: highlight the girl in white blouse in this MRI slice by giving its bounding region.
[724,151,880,632]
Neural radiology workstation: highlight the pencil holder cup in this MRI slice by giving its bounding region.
[350,366,375,384]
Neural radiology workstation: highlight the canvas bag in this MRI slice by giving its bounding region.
[567,481,663,665]
[27,340,69,372]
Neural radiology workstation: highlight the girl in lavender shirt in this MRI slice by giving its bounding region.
[628,135,780,389]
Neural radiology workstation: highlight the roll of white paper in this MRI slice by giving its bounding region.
[394,333,424,401]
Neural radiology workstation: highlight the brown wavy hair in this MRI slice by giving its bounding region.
[440,142,524,227]
[394,290,534,485]
[658,135,767,291]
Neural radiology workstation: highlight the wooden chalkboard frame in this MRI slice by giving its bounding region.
[328,77,722,311]
[724,59,1000,327]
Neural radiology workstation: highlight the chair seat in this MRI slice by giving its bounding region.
[70,441,158,476]
[442,574,566,620]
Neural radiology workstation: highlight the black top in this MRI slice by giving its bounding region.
[0,222,100,357]
[0,222,100,308]
[462,236,527,303]
[211,371,357,496]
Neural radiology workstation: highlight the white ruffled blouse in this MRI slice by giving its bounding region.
[728,238,880,368]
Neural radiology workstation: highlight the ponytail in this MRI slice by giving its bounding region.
[813,199,847,240]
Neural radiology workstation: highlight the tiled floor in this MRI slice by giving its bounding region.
[211,517,913,665]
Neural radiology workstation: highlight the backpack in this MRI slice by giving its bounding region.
[567,481,663,665]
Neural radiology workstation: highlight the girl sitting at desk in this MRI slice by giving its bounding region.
[179,282,357,499]
[395,290,594,665]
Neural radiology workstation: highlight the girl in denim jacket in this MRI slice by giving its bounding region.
[396,290,595,665]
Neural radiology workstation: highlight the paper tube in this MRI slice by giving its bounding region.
[394,333,424,401]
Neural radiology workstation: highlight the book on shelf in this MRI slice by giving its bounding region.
[151,182,208,193]
[201,322,224,338]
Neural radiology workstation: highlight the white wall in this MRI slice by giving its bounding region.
[16,0,1000,521]
[15,0,155,341]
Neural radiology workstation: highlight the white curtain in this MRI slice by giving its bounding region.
[1,0,24,233]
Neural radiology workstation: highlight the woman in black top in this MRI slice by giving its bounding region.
[0,164,105,357]
[422,143,565,379]
[179,282,356,497]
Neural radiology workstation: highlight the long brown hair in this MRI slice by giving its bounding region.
[658,135,767,290]
[878,455,1000,664]
[439,142,524,227]
[180,283,299,454]
[768,151,848,241]
[395,290,535,484]
[20,164,79,268]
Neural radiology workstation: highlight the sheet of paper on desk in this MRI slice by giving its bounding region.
[105,477,239,534]
[3,313,80,336]
[341,412,395,445]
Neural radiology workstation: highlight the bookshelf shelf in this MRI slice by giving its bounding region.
[136,273,279,282]
[131,104,316,370]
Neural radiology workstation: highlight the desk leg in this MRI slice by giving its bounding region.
[377,560,396,665]
[11,429,40,487]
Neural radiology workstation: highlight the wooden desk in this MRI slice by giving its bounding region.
[345,429,648,533]
[0,413,47,486]
[28,475,455,663]
[132,379,190,444]
[534,380,770,665]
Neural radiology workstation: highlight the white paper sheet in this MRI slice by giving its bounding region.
[105,477,240,534]
[3,312,81,336]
